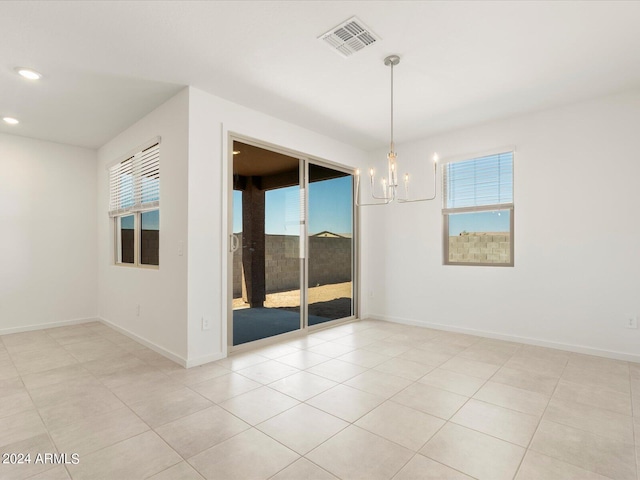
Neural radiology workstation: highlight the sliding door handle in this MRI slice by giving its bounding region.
[230,234,240,253]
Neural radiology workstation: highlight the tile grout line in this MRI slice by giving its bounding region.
[523,357,636,444]
[509,352,591,480]
[197,335,375,476]
[4,320,634,480]
[88,362,192,476]
[415,342,523,479]
[396,332,511,477]
[4,329,71,480]
[184,325,387,479]
[279,330,407,480]
[630,363,639,480]
[44,327,85,480]
[507,354,566,479]
[21,322,390,475]
[293,335,512,479]
[49,325,191,478]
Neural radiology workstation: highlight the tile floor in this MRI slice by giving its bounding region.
[0,319,638,480]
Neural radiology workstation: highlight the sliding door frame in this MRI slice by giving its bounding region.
[305,158,357,333]
[226,133,359,354]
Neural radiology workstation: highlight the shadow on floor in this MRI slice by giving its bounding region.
[232,298,352,346]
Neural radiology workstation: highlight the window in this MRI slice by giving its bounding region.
[443,151,513,266]
[109,141,160,267]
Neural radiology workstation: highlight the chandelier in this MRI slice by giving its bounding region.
[356,55,438,206]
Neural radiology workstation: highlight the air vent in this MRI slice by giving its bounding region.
[319,16,380,58]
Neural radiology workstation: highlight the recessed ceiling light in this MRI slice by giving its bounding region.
[14,67,42,80]
[3,117,19,125]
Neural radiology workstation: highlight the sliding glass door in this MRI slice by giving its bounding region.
[231,142,303,346]
[230,139,355,348]
[307,164,354,325]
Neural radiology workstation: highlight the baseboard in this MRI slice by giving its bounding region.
[98,317,188,368]
[0,315,226,369]
[369,314,640,364]
[186,352,226,368]
[0,317,100,336]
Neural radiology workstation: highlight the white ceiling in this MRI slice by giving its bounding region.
[1,1,640,150]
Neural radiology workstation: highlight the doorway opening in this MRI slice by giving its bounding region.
[229,139,356,348]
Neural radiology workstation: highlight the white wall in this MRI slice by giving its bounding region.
[94,86,366,366]
[0,134,97,333]
[363,90,640,361]
[97,89,189,362]
[8,81,635,363]
[187,87,368,366]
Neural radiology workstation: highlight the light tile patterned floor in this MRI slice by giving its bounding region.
[0,319,638,479]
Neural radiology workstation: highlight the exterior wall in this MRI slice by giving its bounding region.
[121,230,159,265]
[233,234,351,296]
[308,236,352,287]
[140,230,160,266]
[264,235,299,293]
[448,233,510,264]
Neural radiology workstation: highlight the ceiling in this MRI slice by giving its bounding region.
[232,142,348,190]
[1,1,640,150]
[233,142,299,177]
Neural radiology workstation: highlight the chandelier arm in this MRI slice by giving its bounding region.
[370,182,396,201]
[396,194,436,203]
[357,201,394,207]
[356,198,394,207]
[355,178,393,206]
[371,192,392,200]
[356,54,438,208]
[396,163,438,203]
[366,172,392,200]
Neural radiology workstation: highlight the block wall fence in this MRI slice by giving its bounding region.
[448,232,510,264]
[232,234,352,296]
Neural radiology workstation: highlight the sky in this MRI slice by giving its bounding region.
[448,210,510,236]
[120,209,159,230]
[446,152,513,235]
[233,175,353,235]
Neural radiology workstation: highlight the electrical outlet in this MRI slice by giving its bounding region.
[202,316,210,331]
[136,304,141,317]
[627,317,638,329]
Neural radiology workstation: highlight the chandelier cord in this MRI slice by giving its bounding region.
[390,61,394,152]
[355,54,438,207]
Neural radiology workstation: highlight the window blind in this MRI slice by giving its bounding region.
[443,152,513,210]
[109,143,160,217]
